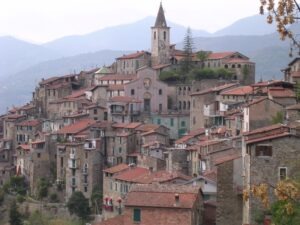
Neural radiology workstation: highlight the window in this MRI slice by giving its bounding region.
[279,167,287,180]
[159,104,162,112]
[94,109,97,114]
[163,31,166,40]
[193,117,196,125]
[170,118,174,127]
[131,89,135,95]
[159,89,162,95]
[133,208,141,222]
[119,147,122,153]
[181,121,186,127]
[115,183,118,191]
[37,153,41,158]
[157,119,161,125]
[154,31,156,40]
[84,186,88,192]
[255,146,272,157]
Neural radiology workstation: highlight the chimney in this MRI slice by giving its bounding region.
[175,193,179,205]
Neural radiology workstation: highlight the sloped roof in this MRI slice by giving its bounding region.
[268,87,296,98]
[16,119,40,127]
[190,83,238,96]
[221,86,252,96]
[117,51,150,60]
[103,163,129,174]
[154,3,168,28]
[57,119,95,134]
[125,184,199,209]
[207,52,236,60]
[113,167,149,182]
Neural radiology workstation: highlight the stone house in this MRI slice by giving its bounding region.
[0,139,14,186]
[122,183,202,225]
[15,119,42,145]
[124,67,169,115]
[215,155,243,225]
[205,52,255,85]
[107,96,142,123]
[151,112,190,141]
[267,86,296,106]
[190,83,239,130]
[243,97,284,132]
[242,124,300,225]
[283,57,300,83]
[286,103,300,122]
[97,74,136,87]
[116,51,151,75]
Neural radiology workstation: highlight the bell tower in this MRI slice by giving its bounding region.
[151,2,170,65]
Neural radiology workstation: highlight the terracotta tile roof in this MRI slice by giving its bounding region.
[39,77,60,85]
[63,87,93,99]
[246,132,291,144]
[207,52,236,60]
[152,63,171,70]
[99,74,136,81]
[135,124,160,132]
[107,84,124,91]
[17,144,30,151]
[125,183,199,209]
[5,114,26,120]
[91,121,113,129]
[116,51,150,60]
[190,83,238,96]
[243,124,285,136]
[221,86,252,96]
[113,167,149,182]
[214,154,241,165]
[175,135,194,144]
[57,119,95,134]
[103,163,129,174]
[116,132,130,137]
[189,128,206,136]
[141,129,167,136]
[135,170,192,184]
[125,122,142,129]
[110,96,141,103]
[268,87,296,98]
[16,119,40,127]
[286,103,300,110]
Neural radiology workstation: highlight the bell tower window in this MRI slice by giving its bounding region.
[163,31,166,41]
[154,31,156,40]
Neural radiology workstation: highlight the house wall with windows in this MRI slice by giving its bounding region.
[242,129,300,225]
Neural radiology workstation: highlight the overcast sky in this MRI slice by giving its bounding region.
[0,0,259,43]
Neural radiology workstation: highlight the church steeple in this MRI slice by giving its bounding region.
[154,2,167,28]
[151,2,170,65]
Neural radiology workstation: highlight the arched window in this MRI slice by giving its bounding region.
[179,101,182,110]
[159,89,162,95]
[183,101,186,110]
[187,101,190,110]
[232,64,236,68]
[183,87,186,95]
[154,31,156,40]
[179,87,182,95]
[163,31,166,41]
[237,64,241,68]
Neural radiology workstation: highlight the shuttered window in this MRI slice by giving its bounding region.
[133,208,141,222]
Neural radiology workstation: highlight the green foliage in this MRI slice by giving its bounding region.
[8,176,27,196]
[91,186,102,212]
[159,70,181,82]
[191,68,233,80]
[49,193,59,203]
[26,211,48,225]
[67,191,90,221]
[272,111,284,124]
[37,178,49,200]
[181,27,194,74]
[0,188,4,205]
[9,200,23,225]
[16,194,25,203]
[271,200,300,225]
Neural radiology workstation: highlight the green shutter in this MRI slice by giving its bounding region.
[133,208,141,222]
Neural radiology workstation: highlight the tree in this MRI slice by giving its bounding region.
[36,178,49,200]
[260,0,300,55]
[67,191,90,222]
[9,201,23,225]
[27,211,49,225]
[181,27,194,76]
[196,50,209,68]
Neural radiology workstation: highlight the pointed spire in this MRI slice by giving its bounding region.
[154,2,167,27]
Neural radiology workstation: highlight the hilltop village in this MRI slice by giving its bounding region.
[1,3,300,225]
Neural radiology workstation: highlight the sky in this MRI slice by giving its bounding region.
[0,0,259,43]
